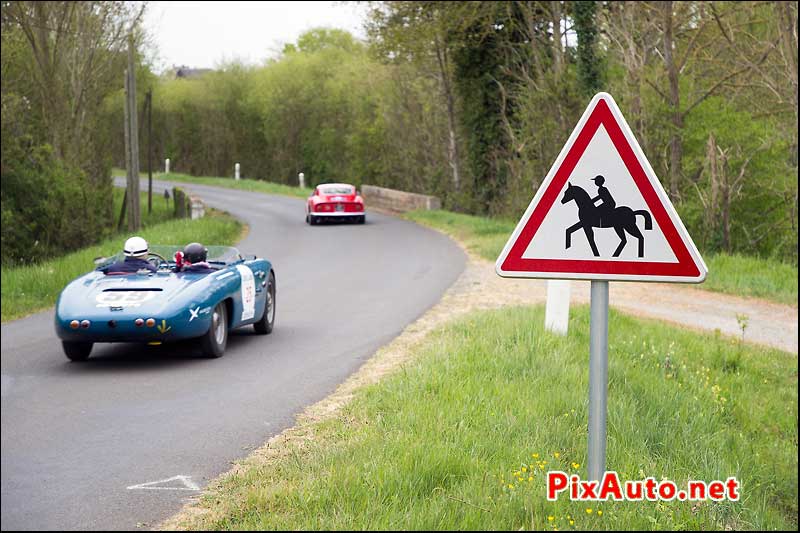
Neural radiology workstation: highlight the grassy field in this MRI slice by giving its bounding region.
[175,305,797,530]
[1,208,242,322]
[112,168,312,199]
[406,210,798,306]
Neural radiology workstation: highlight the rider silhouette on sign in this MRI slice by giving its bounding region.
[591,175,616,225]
[560,176,653,258]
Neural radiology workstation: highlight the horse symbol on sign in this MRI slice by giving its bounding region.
[561,179,652,258]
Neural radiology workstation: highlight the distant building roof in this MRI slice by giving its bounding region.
[174,67,213,79]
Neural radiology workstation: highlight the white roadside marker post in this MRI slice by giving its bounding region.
[235,163,240,180]
[298,172,305,188]
[544,280,571,335]
[165,158,170,174]
[587,280,609,481]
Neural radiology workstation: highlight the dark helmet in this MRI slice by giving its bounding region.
[591,175,606,185]
[183,242,207,263]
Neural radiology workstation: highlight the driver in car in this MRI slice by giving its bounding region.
[101,236,157,274]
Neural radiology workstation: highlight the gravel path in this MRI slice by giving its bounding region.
[466,254,797,354]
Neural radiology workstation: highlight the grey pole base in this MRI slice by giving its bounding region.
[587,280,609,481]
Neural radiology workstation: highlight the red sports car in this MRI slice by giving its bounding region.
[306,183,366,225]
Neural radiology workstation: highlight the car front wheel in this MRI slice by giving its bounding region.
[253,271,276,335]
[200,302,228,358]
[63,341,93,362]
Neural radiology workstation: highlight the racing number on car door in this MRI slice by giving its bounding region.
[236,265,256,321]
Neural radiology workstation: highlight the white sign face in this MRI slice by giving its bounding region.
[496,92,707,282]
[236,265,256,321]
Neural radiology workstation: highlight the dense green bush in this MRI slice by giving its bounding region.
[1,142,111,265]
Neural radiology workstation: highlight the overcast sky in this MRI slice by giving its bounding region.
[144,1,369,71]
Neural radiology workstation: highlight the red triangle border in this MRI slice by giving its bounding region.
[500,97,702,279]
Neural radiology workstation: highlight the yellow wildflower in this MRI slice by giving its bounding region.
[586,508,593,514]
[597,510,603,516]
[548,516,555,522]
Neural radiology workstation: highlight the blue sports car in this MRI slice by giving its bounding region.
[54,245,276,361]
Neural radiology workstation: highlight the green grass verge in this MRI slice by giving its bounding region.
[112,168,312,199]
[162,172,312,199]
[181,305,797,530]
[1,209,241,322]
[405,210,798,306]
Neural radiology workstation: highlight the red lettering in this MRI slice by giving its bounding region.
[599,472,623,500]
[580,480,598,499]
[688,481,706,500]
[725,477,740,501]
[658,481,676,500]
[708,481,725,500]
[645,478,658,500]
[625,480,643,500]
[547,471,568,501]
[571,475,580,499]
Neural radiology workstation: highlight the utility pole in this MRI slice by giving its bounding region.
[146,88,153,214]
[124,34,141,231]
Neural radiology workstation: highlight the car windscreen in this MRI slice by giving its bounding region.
[97,245,243,268]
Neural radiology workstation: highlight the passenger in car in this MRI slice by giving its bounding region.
[178,242,218,274]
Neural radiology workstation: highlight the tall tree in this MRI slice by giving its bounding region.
[2,1,145,175]
[574,0,602,97]
[366,1,468,196]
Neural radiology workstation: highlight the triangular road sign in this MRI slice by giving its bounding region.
[496,92,706,283]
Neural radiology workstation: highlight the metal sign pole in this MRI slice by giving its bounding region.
[587,280,609,481]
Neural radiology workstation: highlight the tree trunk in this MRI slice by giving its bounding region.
[663,1,683,200]
[706,134,719,232]
[434,35,461,193]
[551,1,563,79]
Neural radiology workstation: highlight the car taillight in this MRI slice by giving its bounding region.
[146,318,156,327]
[80,320,91,329]
[70,320,80,329]
[135,318,144,327]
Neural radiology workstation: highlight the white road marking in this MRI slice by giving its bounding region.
[126,475,201,491]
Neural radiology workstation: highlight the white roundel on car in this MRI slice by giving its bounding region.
[236,265,256,321]
[95,291,156,307]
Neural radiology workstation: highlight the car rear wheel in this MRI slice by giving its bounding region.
[254,271,276,335]
[309,214,317,225]
[200,302,227,358]
[63,341,93,362]
[358,215,365,224]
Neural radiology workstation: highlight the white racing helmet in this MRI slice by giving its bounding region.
[123,236,149,258]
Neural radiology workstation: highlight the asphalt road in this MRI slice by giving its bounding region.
[1,178,465,530]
